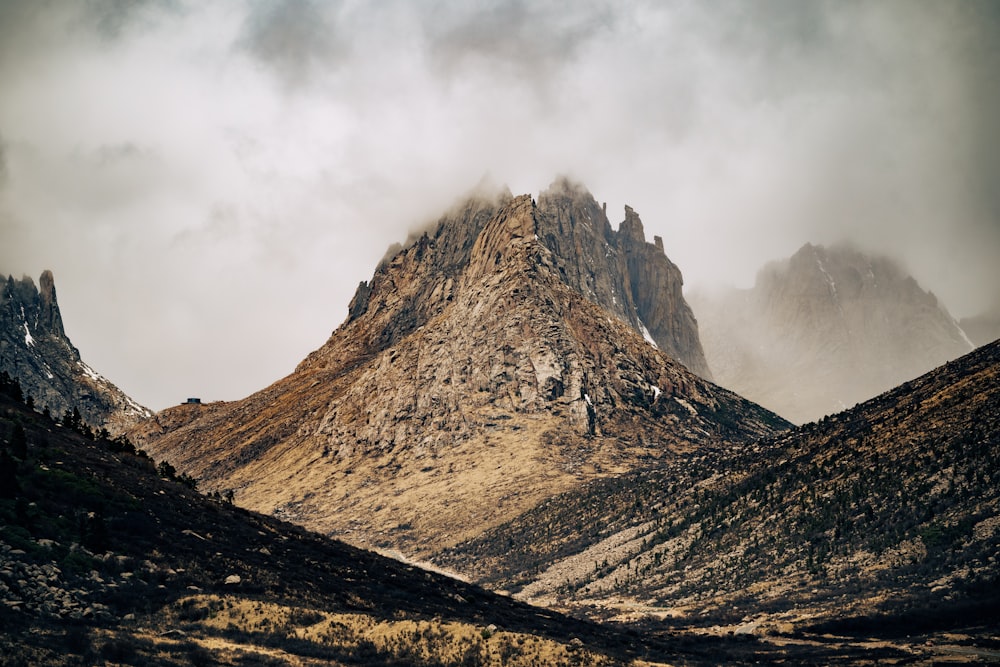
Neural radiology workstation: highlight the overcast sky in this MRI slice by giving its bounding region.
[2,0,998,411]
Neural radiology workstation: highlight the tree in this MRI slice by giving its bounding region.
[0,449,18,498]
[10,423,27,459]
[157,460,177,480]
[82,511,110,553]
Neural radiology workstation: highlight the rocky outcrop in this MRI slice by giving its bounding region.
[0,271,149,432]
[535,178,711,378]
[692,243,974,423]
[131,183,787,559]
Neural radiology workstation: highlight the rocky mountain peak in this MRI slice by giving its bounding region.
[37,269,65,336]
[133,182,784,557]
[693,243,974,423]
[619,204,644,242]
[1,270,149,432]
[534,178,711,377]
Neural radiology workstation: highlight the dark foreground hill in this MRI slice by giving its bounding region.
[1,374,908,667]
[436,341,1000,662]
[0,378,641,666]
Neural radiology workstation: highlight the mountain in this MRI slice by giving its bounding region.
[0,377,698,666]
[0,271,149,433]
[4,373,928,665]
[690,243,974,423]
[435,340,1000,649]
[130,180,788,560]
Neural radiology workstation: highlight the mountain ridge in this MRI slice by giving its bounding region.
[434,339,1000,638]
[0,270,149,433]
[131,181,787,559]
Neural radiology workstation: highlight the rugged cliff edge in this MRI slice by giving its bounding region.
[0,271,149,432]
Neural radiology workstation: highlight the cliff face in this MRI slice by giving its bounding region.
[0,271,150,432]
[131,183,786,559]
[692,243,974,423]
[534,178,711,378]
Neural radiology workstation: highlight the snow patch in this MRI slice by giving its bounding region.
[77,360,103,382]
[638,319,658,349]
[816,256,838,299]
[584,393,592,407]
[23,322,35,347]
[951,318,975,350]
[651,385,661,400]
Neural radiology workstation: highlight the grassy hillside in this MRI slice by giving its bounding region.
[0,374,676,666]
[436,342,1000,647]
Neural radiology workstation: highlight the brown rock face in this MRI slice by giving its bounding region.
[0,271,149,432]
[692,243,975,423]
[535,178,712,378]
[131,184,786,559]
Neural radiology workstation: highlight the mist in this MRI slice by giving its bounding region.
[1,0,998,411]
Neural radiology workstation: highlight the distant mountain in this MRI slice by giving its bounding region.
[690,243,974,423]
[436,340,1000,640]
[0,271,149,432]
[130,180,787,560]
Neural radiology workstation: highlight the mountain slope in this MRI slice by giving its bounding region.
[691,243,974,423]
[0,377,687,667]
[4,376,927,666]
[0,270,149,432]
[436,340,1000,639]
[131,183,787,559]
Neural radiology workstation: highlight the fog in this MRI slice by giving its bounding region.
[1,0,998,411]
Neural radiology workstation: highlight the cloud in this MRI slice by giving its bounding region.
[238,0,344,88]
[0,0,997,410]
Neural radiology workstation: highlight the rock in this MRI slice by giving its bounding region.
[224,574,241,585]
[0,271,150,431]
[535,178,711,378]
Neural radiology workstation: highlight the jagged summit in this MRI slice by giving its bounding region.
[132,183,786,558]
[535,178,711,378]
[346,178,710,377]
[692,242,974,423]
[0,270,150,432]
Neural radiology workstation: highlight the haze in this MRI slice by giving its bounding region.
[1,0,998,411]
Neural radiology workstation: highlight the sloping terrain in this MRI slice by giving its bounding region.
[0,270,149,433]
[4,353,986,664]
[2,376,699,666]
[436,341,1000,651]
[691,243,974,423]
[130,184,787,559]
